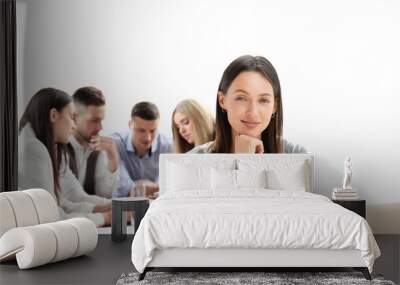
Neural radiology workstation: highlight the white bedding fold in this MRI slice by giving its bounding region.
[131,190,380,273]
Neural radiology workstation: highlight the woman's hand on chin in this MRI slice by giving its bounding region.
[234,134,264,154]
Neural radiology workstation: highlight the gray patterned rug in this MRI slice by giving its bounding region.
[116,271,396,285]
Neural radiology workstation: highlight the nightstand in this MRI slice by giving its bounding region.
[332,199,366,218]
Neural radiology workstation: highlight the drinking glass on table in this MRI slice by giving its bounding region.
[129,180,159,200]
[130,182,147,197]
[128,182,147,234]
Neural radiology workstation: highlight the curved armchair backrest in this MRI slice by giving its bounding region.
[0,189,59,238]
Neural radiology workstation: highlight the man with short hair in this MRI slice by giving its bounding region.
[69,86,119,197]
[112,102,172,198]
[59,86,119,226]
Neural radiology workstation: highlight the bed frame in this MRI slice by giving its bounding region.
[138,154,371,281]
[140,248,370,280]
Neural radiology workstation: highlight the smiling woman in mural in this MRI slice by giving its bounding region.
[189,55,306,154]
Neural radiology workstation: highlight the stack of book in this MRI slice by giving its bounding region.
[332,188,359,200]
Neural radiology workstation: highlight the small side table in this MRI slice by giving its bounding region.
[332,199,366,218]
[112,197,149,242]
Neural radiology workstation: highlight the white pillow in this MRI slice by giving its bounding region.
[266,162,308,191]
[211,168,236,191]
[211,169,267,191]
[167,162,211,191]
[238,159,310,192]
[237,169,267,189]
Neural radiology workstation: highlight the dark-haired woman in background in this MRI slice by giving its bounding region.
[189,55,306,154]
[18,88,111,227]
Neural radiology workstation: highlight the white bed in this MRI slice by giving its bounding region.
[131,154,380,280]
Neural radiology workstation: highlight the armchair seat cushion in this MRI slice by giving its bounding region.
[0,218,97,269]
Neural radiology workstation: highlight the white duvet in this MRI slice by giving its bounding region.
[131,190,380,273]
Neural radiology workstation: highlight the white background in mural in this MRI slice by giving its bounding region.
[17,0,400,233]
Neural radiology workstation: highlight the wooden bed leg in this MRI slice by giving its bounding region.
[138,268,148,281]
[354,267,371,280]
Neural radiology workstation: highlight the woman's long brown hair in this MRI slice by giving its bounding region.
[19,88,72,202]
[212,55,283,153]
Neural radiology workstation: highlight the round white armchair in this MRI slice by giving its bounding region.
[0,189,98,269]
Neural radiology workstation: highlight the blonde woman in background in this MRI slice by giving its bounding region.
[172,99,215,153]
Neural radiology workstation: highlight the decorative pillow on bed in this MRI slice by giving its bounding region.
[211,169,267,190]
[236,169,267,188]
[211,168,236,190]
[265,162,308,191]
[167,162,211,191]
[238,159,310,192]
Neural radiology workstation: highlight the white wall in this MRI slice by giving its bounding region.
[17,0,400,234]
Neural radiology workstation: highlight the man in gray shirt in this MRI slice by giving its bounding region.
[112,102,172,198]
